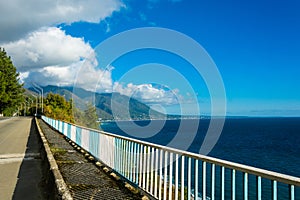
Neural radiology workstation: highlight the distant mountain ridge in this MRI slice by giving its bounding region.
[28,85,166,120]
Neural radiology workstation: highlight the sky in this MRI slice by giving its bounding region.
[0,0,299,116]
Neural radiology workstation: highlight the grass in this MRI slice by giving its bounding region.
[50,147,67,155]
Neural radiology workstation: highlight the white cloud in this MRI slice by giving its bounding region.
[113,82,180,105]
[23,62,82,87]
[0,27,114,90]
[0,0,124,42]
[0,0,125,90]
[76,63,114,92]
[23,58,114,91]
[2,27,94,72]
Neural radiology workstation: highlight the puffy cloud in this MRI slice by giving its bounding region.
[3,27,95,72]
[25,64,82,87]
[113,82,180,105]
[0,27,114,90]
[23,58,114,91]
[0,0,125,91]
[0,0,124,42]
[0,0,124,90]
[76,63,114,92]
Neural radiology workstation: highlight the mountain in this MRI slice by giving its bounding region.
[28,85,166,120]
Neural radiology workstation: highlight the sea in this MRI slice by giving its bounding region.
[101,117,300,199]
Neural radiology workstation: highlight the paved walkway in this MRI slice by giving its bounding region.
[0,117,46,200]
[38,119,143,199]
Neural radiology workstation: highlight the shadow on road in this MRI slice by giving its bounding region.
[12,118,53,200]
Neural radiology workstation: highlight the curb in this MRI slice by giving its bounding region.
[35,118,73,200]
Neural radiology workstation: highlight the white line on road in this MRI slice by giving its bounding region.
[0,153,40,164]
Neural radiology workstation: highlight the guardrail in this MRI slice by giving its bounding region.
[42,116,300,200]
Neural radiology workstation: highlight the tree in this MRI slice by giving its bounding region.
[44,93,99,129]
[0,48,24,116]
[44,93,74,122]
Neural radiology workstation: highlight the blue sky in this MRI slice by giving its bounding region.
[64,0,300,116]
[1,0,299,116]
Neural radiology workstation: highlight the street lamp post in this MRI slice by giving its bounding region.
[31,83,44,113]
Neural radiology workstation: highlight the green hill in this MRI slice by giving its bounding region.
[28,85,166,120]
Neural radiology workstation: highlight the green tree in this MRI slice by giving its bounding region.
[44,93,74,123]
[0,48,24,116]
[44,93,99,129]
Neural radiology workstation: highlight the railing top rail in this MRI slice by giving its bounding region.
[43,116,300,187]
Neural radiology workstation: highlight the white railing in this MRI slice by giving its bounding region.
[42,116,300,200]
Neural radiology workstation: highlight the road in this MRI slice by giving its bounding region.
[0,117,45,200]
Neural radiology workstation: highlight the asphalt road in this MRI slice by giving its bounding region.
[0,117,45,200]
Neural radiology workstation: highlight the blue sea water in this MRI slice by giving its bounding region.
[101,117,300,177]
[101,117,300,199]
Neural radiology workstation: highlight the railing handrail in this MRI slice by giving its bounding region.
[46,116,300,187]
